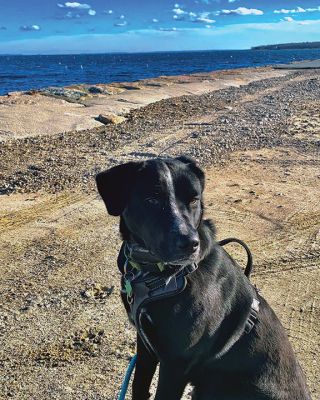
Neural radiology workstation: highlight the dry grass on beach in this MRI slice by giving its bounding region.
[0,68,319,399]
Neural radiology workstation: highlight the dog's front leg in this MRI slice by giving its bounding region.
[154,363,186,400]
[132,334,158,400]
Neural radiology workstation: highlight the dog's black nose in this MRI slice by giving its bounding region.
[177,235,199,253]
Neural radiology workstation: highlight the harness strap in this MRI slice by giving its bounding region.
[218,237,253,278]
[128,266,193,357]
[245,297,260,334]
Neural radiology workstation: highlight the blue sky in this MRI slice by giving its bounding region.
[0,1,320,53]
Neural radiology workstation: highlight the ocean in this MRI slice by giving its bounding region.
[0,49,319,96]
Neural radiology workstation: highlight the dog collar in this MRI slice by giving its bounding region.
[124,241,166,272]
[123,241,195,273]
[122,240,198,297]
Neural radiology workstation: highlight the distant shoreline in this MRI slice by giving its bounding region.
[252,41,320,50]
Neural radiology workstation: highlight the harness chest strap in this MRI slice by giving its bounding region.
[126,263,197,327]
[125,264,197,357]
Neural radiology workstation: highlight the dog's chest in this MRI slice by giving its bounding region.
[140,284,224,355]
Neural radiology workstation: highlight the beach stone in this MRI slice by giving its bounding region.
[97,113,126,125]
[7,91,22,96]
[40,87,87,102]
[87,86,104,94]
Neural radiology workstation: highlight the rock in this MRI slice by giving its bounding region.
[40,87,87,102]
[87,86,104,94]
[7,91,22,96]
[97,114,126,125]
[81,283,114,300]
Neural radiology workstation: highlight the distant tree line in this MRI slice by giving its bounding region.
[252,42,320,50]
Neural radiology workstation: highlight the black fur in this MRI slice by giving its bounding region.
[96,157,311,400]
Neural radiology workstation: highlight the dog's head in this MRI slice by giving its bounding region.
[96,156,205,264]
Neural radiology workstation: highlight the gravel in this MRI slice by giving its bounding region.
[1,71,319,196]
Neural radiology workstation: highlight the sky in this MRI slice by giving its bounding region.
[0,1,320,54]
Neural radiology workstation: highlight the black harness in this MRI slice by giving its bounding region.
[119,238,259,358]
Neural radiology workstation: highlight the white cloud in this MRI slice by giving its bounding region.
[66,2,90,8]
[189,12,197,17]
[306,7,320,12]
[284,16,294,22]
[159,27,177,31]
[274,9,290,14]
[199,12,211,18]
[65,11,77,18]
[173,7,187,15]
[103,9,113,15]
[88,9,96,16]
[20,25,41,31]
[120,15,125,19]
[152,18,159,23]
[114,21,127,27]
[273,6,318,14]
[58,2,91,9]
[174,3,180,8]
[173,14,187,21]
[228,0,237,2]
[219,7,264,16]
[205,25,213,28]
[193,17,216,23]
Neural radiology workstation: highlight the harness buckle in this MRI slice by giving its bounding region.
[244,298,260,334]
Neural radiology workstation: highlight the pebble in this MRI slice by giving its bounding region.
[97,113,126,125]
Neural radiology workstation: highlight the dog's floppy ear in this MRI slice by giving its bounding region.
[176,155,205,190]
[96,161,143,216]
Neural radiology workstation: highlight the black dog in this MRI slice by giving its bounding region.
[96,156,311,400]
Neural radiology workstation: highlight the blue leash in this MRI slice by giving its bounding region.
[118,354,137,400]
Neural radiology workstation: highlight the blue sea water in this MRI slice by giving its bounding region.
[0,49,320,96]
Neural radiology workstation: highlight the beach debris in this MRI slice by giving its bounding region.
[81,282,114,300]
[97,113,126,125]
[68,327,105,352]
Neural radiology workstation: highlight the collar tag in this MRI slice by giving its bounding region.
[157,262,165,272]
[124,279,133,298]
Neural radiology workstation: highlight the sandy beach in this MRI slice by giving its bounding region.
[0,65,319,399]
